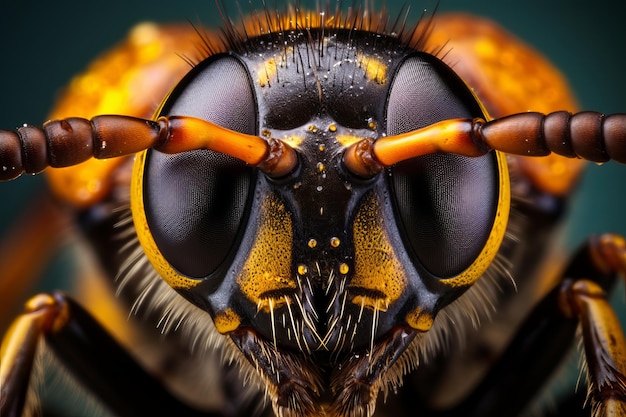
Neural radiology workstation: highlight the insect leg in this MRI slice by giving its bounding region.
[0,291,217,417]
[0,192,67,334]
[558,236,626,416]
[441,234,626,417]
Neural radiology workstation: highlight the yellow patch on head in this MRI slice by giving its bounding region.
[356,52,388,84]
[282,135,305,148]
[350,194,407,311]
[238,195,295,313]
[213,308,242,334]
[405,307,434,331]
[336,134,371,147]
[258,58,278,87]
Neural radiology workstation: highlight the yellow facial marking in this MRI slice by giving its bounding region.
[352,296,389,312]
[257,45,298,87]
[258,58,277,87]
[357,52,388,84]
[330,237,341,248]
[213,308,242,334]
[336,134,372,147]
[282,135,304,148]
[440,151,510,288]
[131,151,201,290]
[238,195,295,313]
[350,194,407,311]
[405,307,434,331]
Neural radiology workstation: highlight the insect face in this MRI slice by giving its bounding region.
[124,21,510,414]
[2,2,626,417]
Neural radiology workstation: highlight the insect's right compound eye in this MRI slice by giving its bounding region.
[141,55,257,279]
[385,54,500,280]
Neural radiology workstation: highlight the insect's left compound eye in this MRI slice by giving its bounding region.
[386,54,500,279]
[141,56,257,279]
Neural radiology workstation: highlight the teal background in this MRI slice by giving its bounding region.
[0,0,624,414]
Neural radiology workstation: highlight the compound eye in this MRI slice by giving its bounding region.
[143,56,257,279]
[386,54,499,278]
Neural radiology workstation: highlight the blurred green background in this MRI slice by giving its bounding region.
[0,0,624,414]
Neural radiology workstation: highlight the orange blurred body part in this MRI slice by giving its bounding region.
[45,23,202,207]
[425,13,585,197]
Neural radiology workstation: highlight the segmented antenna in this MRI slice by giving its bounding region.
[2,111,625,182]
[343,111,626,177]
[0,115,297,181]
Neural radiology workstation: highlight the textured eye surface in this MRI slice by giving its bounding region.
[387,54,498,278]
[143,56,257,278]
